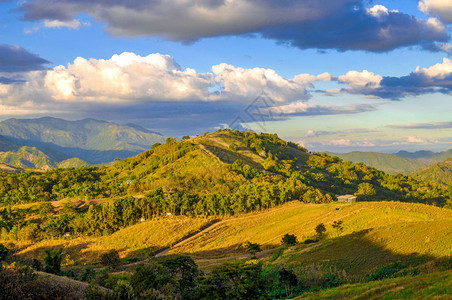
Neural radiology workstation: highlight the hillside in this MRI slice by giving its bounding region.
[412,158,452,186]
[297,269,452,299]
[327,151,426,174]
[0,117,165,163]
[0,146,58,169]
[57,157,90,169]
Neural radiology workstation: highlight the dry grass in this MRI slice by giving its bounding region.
[13,216,214,263]
[169,201,452,259]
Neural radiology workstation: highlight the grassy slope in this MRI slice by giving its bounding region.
[297,269,452,299]
[14,216,214,263]
[328,151,426,175]
[412,158,452,186]
[169,201,452,259]
[57,157,90,168]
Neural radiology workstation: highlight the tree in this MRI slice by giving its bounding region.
[0,243,9,262]
[100,250,121,270]
[44,248,64,274]
[281,234,297,246]
[279,268,299,298]
[315,223,326,239]
[196,260,268,299]
[244,241,262,258]
[332,220,344,236]
[182,135,190,140]
[355,182,376,201]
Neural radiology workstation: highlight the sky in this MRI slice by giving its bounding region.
[0,0,452,153]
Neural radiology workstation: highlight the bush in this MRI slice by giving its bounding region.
[100,249,121,270]
[44,248,64,274]
[0,243,10,262]
[369,262,405,281]
[315,223,326,238]
[281,234,297,246]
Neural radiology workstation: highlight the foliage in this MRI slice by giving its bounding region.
[0,243,9,261]
[196,260,269,299]
[244,241,262,257]
[44,248,64,274]
[281,234,297,246]
[100,249,121,270]
[315,223,326,238]
[369,262,406,281]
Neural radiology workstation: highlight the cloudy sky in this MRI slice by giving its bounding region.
[1,0,452,152]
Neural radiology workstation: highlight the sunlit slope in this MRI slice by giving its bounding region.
[168,201,452,258]
[15,216,213,263]
[297,270,452,300]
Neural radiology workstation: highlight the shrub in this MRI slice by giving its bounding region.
[281,234,297,246]
[100,249,121,270]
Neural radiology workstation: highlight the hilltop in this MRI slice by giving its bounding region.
[412,158,452,186]
[0,117,165,164]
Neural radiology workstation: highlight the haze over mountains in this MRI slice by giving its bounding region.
[0,117,165,167]
[329,150,452,176]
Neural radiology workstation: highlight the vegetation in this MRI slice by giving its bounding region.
[0,129,452,298]
[412,158,452,186]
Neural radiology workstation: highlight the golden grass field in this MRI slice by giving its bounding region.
[6,200,452,274]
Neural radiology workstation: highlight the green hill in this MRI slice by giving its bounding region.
[327,151,426,174]
[57,157,90,169]
[412,158,452,186]
[0,146,58,169]
[0,117,165,163]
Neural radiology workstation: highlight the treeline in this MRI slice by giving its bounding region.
[0,130,450,210]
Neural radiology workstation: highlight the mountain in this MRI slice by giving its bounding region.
[411,158,452,186]
[0,117,165,163]
[0,146,58,169]
[395,149,452,164]
[326,151,427,174]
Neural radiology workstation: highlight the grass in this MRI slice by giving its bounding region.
[12,216,214,263]
[169,201,452,259]
[296,269,452,299]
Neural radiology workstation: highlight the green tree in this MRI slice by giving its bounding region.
[100,249,121,270]
[355,182,376,201]
[0,243,9,262]
[44,248,64,274]
[281,234,297,246]
[244,241,262,258]
[315,223,326,239]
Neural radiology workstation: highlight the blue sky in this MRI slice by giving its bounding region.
[1,0,452,153]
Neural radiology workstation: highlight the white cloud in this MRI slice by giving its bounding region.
[367,5,389,18]
[419,0,452,23]
[338,70,382,89]
[414,57,452,78]
[407,135,426,143]
[44,19,84,29]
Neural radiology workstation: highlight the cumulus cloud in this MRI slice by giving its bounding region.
[0,44,49,73]
[419,0,452,23]
[336,57,452,99]
[39,52,325,104]
[17,1,449,52]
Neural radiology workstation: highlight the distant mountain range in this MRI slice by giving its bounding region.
[327,149,452,175]
[0,117,165,168]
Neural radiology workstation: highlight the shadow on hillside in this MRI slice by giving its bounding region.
[175,228,443,277]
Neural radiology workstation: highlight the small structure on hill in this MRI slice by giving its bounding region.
[337,195,357,203]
